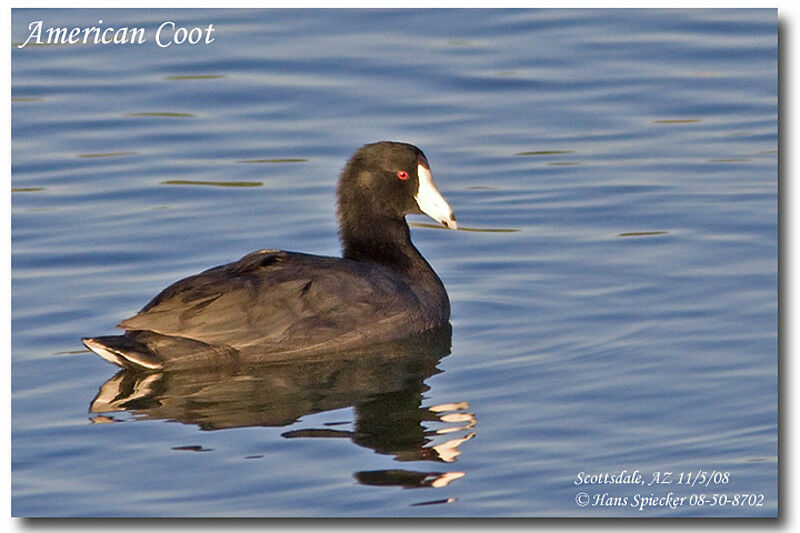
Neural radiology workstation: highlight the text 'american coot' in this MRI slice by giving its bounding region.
[83,141,457,369]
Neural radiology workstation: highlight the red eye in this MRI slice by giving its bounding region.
[397,170,409,180]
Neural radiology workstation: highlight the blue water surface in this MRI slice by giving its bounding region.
[11,8,777,517]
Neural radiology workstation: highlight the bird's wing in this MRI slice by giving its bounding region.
[117,250,422,352]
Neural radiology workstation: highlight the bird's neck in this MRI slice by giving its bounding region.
[340,216,421,272]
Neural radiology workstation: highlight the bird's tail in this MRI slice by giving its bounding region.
[82,336,163,370]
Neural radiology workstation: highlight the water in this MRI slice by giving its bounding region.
[11,8,777,517]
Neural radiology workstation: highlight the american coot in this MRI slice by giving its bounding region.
[83,142,457,370]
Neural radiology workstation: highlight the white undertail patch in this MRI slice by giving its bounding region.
[82,338,126,367]
[82,338,163,370]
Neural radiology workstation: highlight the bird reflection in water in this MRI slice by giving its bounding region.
[89,325,475,496]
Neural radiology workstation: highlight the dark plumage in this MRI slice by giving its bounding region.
[83,142,457,370]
